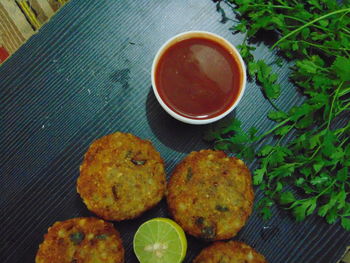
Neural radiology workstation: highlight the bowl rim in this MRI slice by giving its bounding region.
[151,30,247,125]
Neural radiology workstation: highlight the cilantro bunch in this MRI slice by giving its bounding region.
[207,0,350,229]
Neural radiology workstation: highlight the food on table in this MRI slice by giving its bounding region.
[36,217,124,263]
[167,149,254,240]
[193,241,267,263]
[77,132,166,221]
[133,217,187,263]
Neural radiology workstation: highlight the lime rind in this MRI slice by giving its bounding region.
[133,218,187,263]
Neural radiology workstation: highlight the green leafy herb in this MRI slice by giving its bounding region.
[215,204,230,212]
[207,0,350,229]
[96,234,108,240]
[70,232,85,245]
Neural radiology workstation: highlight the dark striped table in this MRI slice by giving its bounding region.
[1,0,349,262]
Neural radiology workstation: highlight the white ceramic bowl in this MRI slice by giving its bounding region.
[151,31,246,125]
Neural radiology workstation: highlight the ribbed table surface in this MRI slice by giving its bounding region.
[1,1,349,262]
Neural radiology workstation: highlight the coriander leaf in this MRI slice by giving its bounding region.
[261,206,272,220]
[337,167,348,182]
[230,132,250,144]
[292,42,299,51]
[214,140,233,151]
[332,56,350,81]
[233,22,247,33]
[268,110,288,122]
[275,181,283,192]
[330,149,345,160]
[253,168,266,185]
[296,114,313,129]
[292,199,317,222]
[221,118,242,134]
[341,217,350,231]
[256,60,281,99]
[326,206,338,224]
[264,83,281,100]
[295,60,318,74]
[292,204,307,222]
[268,146,292,166]
[279,191,296,205]
[248,127,258,140]
[289,103,313,121]
[274,125,292,136]
[299,167,311,177]
[247,61,258,78]
[337,189,346,210]
[321,130,338,157]
[241,146,255,162]
[312,162,323,173]
[343,203,350,217]
[258,145,274,157]
[318,204,329,217]
[310,173,329,185]
[309,134,321,149]
[295,177,305,187]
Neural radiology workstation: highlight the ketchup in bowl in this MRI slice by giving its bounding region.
[152,31,246,125]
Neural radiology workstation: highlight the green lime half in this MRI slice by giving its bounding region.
[133,217,187,263]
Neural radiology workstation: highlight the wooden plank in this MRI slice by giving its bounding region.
[0,0,66,60]
[0,5,26,45]
[0,19,19,53]
[0,0,35,56]
[0,0,34,40]
[0,31,15,54]
[16,0,41,30]
[29,0,55,24]
[47,0,61,12]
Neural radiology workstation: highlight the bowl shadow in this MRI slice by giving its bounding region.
[145,88,212,153]
[145,87,236,154]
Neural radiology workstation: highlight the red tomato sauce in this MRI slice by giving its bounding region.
[155,37,243,120]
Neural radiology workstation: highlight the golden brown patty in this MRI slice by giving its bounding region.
[77,132,166,221]
[167,150,254,240]
[36,217,124,263]
[193,241,267,263]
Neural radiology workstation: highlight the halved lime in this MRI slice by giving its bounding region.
[133,217,187,263]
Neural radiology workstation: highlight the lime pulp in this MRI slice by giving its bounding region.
[133,217,187,263]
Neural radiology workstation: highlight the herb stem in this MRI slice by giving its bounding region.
[327,81,343,129]
[309,145,321,160]
[246,4,293,10]
[267,97,282,111]
[339,137,349,148]
[335,121,350,136]
[298,40,350,52]
[272,8,350,49]
[339,11,350,35]
[316,180,337,198]
[342,28,350,35]
[254,117,291,142]
[340,102,350,111]
[284,15,331,32]
[339,87,350,97]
